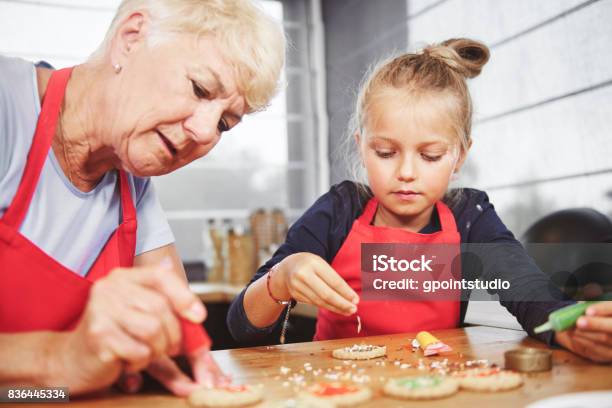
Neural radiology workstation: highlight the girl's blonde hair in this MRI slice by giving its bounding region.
[90,0,285,112]
[346,38,490,192]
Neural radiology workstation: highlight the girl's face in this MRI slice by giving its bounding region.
[358,94,466,230]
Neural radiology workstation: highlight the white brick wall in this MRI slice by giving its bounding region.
[407,0,612,327]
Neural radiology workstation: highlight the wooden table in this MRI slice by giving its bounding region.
[31,326,612,407]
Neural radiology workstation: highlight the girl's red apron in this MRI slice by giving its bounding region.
[0,68,207,353]
[315,198,461,340]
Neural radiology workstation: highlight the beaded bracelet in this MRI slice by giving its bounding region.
[266,263,292,305]
[266,263,293,344]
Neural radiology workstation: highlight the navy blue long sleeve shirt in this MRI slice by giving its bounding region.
[227,181,573,345]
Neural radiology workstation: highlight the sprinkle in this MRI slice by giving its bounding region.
[342,344,377,353]
[352,374,371,383]
[394,361,401,366]
[282,382,290,387]
[280,366,291,375]
[288,374,305,385]
[400,363,410,369]
[357,315,362,334]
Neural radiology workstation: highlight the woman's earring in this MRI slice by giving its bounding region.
[450,172,459,181]
[113,63,122,74]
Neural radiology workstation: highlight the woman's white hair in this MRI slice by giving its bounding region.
[90,0,285,112]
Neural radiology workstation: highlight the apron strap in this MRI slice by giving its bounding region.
[118,171,137,224]
[358,198,378,224]
[2,68,73,228]
[436,201,458,232]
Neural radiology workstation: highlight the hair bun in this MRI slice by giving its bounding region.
[424,38,490,79]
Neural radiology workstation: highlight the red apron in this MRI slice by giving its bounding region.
[0,67,207,353]
[315,198,461,340]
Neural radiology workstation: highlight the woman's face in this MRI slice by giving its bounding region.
[108,34,246,177]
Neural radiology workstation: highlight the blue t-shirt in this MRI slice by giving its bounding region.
[0,55,175,276]
[227,181,573,345]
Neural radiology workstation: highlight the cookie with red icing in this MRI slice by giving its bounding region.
[298,382,372,406]
[452,367,523,392]
[188,384,263,407]
[384,375,459,400]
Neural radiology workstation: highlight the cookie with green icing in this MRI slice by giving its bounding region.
[384,375,459,400]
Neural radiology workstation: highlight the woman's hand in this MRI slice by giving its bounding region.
[53,261,207,394]
[273,253,359,315]
[118,346,230,397]
[554,301,612,363]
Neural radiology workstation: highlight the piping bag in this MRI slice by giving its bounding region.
[534,293,612,334]
[180,318,212,353]
[161,256,211,353]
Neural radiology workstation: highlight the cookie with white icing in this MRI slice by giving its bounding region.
[332,344,386,360]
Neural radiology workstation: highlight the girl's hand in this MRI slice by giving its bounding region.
[554,301,612,363]
[274,253,359,315]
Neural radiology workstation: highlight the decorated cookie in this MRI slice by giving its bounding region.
[262,398,334,408]
[452,367,523,392]
[384,375,459,400]
[332,344,386,360]
[188,384,263,407]
[298,382,372,407]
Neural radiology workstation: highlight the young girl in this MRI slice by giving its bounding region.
[228,38,612,362]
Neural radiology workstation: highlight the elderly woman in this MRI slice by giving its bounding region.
[0,0,284,397]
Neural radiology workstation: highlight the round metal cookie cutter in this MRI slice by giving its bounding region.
[504,348,552,372]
